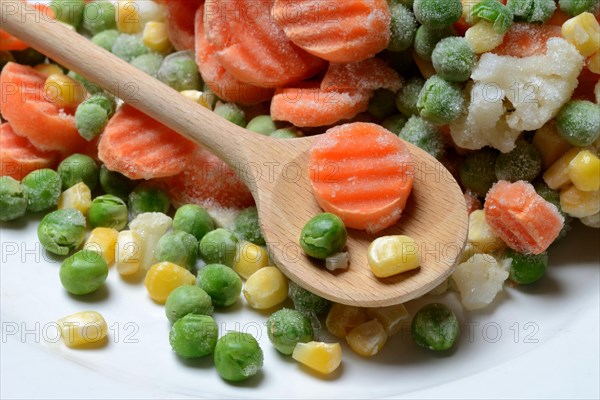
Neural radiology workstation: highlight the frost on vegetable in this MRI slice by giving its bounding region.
[450,38,584,153]
[452,253,510,310]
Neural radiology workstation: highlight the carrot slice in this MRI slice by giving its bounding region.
[0,62,89,155]
[272,0,391,63]
[0,122,59,180]
[484,180,564,255]
[157,0,203,51]
[308,122,414,233]
[0,2,55,51]
[321,58,403,92]
[270,82,372,127]
[159,147,254,209]
[194,5,273,105]
[97,104,196,180]
[204,0,326,88]
[493,23,562,57]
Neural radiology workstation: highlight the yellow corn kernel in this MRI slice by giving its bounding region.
[232,241,269,279]
[57,182,92,215]
[589,51,600,74]
[57,311,107,348]
[144,262,196,304]
[242,266,288,309]
[562,12,600,57]
[462,0,480,25]
[412,51,436,79]
[346,319,388,357]
[532,122,573,169]
[44,73,86,109]
[33,63,64,77]
[180,90,212,110]
[366,304,410,336]
[143,21,171,53]
[568,150,600,191]
[292,342,342,375]
[84,227,118,265]
[368,235,421,278]
[560,185,600,218]
[543,147,580,189]
[325,303,368,338]
[465,21,505,54]
[467,209,506,254]
[116,230,143,276]
[116,1,141,33]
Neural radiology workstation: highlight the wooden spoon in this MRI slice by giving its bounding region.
[1,3,468,307]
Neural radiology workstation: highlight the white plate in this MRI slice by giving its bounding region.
[1,217,598,399]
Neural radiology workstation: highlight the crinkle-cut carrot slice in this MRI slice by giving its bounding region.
[203,0,326,88]
[493,23,562,57]
[0,2,55,51]
[159,147,254,209]
[308,122,414,233]
[0,122,59,180]
[271,82,372,127]
[320,58,403,92]
[484,180,564,255]
[97,104,195,180]
[156,0,203,51]
[0,62,88,156]
[272,0,391,63]
[194,5,273,105]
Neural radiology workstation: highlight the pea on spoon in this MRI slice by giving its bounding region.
[1,3,468,307]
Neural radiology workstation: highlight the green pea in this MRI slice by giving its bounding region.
[414,25,457,61]
[388,3,418,52]
[57,153,99,191]
[130,53,164,78]
[0,51,15,72]
[213,103,246,127]
[169,314,218,358]
[157,51,202,91]
[85,94,116,117]
[413,0,462,29]
[59,249,108,295]
[431,37,476,83]
[382,114,409,134]
[22,169,62,212]
[289,281,331,316]
[300,213,347,260]
[368,89,398,120]
[75,102,108,141]
[111,34,149,62]
[507,0,556,23]
[411,303,460,351]
[494,140,542,182]
[396,77,426,117]
[559,0,597,16]
[266,308,314,355]
[417,75,465,125]
[507,248,548,285]
[398,115,445,159]
[199,228,239,267]
[89,194,128,230]
[67,70,104,95]
[196,263,242,307]
[214,332,263,382]
[459,148,499,197]
[173,204,215,242]
[155,230,198,271]
[11,48,46,66]
[246,115,277,135]
[82,1,116,35]
[37,209,86,256]
[556,100,600,147]
[165,285,214,324]
[50,0,85,29]
[270,127,302,139]
[99,165,135,201]
[0,176,28,221]
[128,182,171,219]
[234,207,265,245]
[90,29,119,51]
[470,0,514,34]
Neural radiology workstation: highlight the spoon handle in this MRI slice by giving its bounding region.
[0,0,252,162]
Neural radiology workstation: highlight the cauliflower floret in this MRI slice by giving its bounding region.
[451,38,584,152]
[451,253,510,311]
[129,212,173,270]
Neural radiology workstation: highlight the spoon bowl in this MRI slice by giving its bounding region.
[1,2,468,306]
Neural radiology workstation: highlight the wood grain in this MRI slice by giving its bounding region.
[0,1,469,306]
